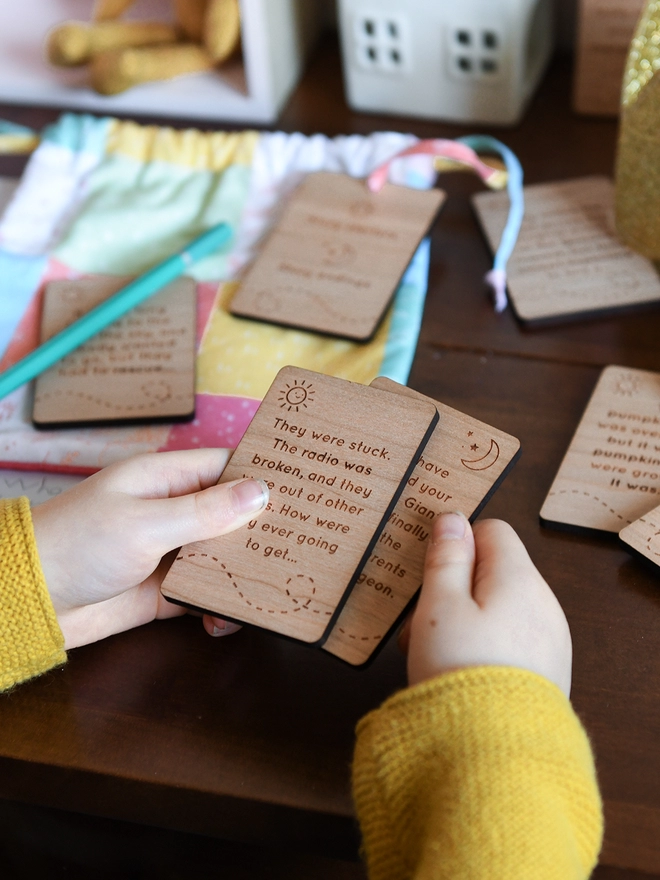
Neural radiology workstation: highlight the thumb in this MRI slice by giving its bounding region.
[420,512,476,602]
[407,512,476,685]
[138,477,269,554]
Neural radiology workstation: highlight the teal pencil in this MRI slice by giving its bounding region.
[0,222,232,401]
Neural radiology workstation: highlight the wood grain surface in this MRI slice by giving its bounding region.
[573,0,645,116]
[541,365,660,533]
[619,501,660,568]
[230,172,444,340]
[161,366,438,643]
[473,177,660,324]
[33,275,196,427]
[0,38,659,876]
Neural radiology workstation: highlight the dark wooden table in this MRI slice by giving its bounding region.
[1,37,659,880]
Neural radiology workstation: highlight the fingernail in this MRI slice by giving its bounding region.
[211,619,242,637]
[230,479,269,515]
[435,512,467,541]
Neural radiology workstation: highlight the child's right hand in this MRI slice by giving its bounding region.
[30,449,269,651]
[403,514,572,696]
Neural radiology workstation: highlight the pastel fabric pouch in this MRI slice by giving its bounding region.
[0,114,433,473]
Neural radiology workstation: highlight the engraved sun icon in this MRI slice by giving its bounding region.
[614,373,640,397]
[278,380,315,412]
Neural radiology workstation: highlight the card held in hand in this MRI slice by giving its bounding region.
[160,366,439,644]
[322,377,521,665]
[229,172,445,340]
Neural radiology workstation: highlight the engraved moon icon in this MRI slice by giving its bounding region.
[461,439,500,471]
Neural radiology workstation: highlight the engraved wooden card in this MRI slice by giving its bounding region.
[323,377,521,666]
[229,172,445,341]
[619,502,660,570]
[33,275,196,428]
[161,366,439,644]
[573,0,644,117]
[473,177,660,325]
[541,365,660,534]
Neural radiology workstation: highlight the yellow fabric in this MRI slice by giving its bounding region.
[353,666,603,880]
[105,119,258,171]
[196,282,391,399]
[0,497,66,692]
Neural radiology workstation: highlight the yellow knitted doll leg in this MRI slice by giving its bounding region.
[204,0,241,63]
[47,20,178,67]
[91,43,214,95]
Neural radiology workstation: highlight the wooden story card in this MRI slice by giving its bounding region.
[541,366,660,534]
[32,275,196,428]
[323,378,521,666]
[161,366,439,644]
[473,177,660,325]
[573,0,644,117]
[619,502,660,569]
[229,172,445,341]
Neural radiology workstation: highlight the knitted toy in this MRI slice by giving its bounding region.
[615,1,660,259]
[46,0,241,96]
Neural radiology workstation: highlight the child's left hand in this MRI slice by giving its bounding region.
[31,450,269,650]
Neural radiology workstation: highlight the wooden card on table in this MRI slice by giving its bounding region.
[473,177,660,325]
[541,365,660,534]
[323,378,521,666]
[573,0,645,117]
[619,502,660,569]
[229,172,445,341]
[33,275,196,428]
[161,366,439,645]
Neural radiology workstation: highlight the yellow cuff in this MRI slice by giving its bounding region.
[0,497,66,691]
[353,666,603,880]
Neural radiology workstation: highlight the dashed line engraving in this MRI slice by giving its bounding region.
[179,555,331,616]
[548,489,632,523]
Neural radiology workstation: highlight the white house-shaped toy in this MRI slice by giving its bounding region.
[337,0,554,125]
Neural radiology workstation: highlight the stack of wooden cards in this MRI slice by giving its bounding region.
[33,275,196,429]
[230,172,445,341]
[161,366,520,665]
[473,177,660,325]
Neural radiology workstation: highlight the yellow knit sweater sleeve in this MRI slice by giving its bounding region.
[353,666,603,880]
[0,496,66,691]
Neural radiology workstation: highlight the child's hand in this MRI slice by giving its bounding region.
[31,450,269,650]
[404,513,572,696]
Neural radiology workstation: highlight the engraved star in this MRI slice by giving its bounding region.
[470,443,479,451]
[467,431,474,436]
